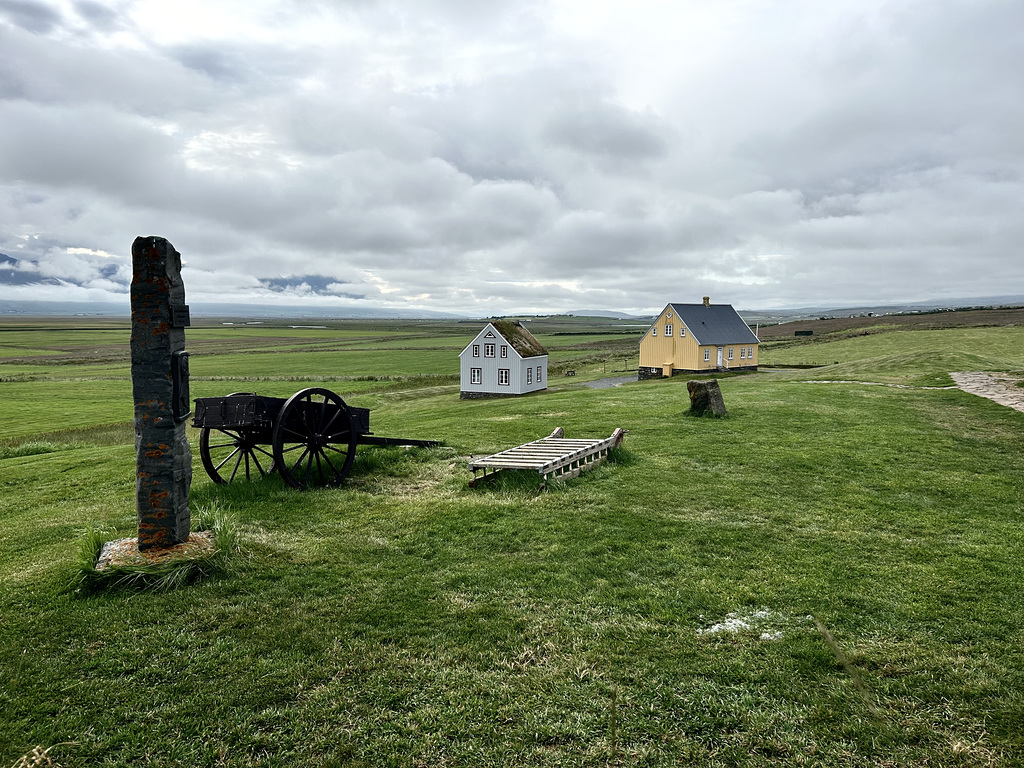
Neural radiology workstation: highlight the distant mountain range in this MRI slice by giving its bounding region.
[738,296,1024,324]
[0,299,465,320]
[3,297,1023,322]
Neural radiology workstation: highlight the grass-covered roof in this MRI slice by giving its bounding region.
[491,319,548,358]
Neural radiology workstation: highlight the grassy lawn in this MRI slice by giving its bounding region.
[762,327,1024,383]
[1,319,1023,766]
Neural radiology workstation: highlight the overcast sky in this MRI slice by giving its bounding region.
[1,0,1021,315]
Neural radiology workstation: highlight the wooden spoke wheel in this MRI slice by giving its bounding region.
[198,392,277,484]
[272,387,358,489]
[199,426,276,484]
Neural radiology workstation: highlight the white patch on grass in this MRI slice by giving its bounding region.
[697,608,788,640]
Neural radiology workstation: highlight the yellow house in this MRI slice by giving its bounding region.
[638,297,759,379]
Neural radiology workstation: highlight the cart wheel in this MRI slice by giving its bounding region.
[200,426,276,484]
[272,387,357,489]
[198,392,276,484]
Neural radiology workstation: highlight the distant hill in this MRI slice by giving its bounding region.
[755,305,1024,340]
[566,309,645,319]
[0,299,466,320]
[4,295,1023,322]
[739,296,1024,325]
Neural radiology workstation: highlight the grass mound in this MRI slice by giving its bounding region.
[72,505,241,594]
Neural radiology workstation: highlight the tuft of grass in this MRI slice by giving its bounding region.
[472,467,549,495]
[351,445,426,476]
[10,743,76,768]
[0,441,80,459]
[605,444,638,466]
[71,504,241,595]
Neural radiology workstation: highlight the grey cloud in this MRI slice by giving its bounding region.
[0,0,61,34]
[261,275,364,298]
[172,45,249,83]
[73,1,121,32]
[543,102,671,162]
[0,102,181,197]
[0,25,218,114]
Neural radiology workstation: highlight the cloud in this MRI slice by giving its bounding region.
[0,0,62,34]
[0,0,1021,315]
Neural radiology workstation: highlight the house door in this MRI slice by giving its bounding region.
[716,347,724,367]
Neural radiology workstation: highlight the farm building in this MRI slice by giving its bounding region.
[459,320,549,399]
[638,298,759,379]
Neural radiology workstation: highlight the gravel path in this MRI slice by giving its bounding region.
[950,371,1024,413]
[798,372,1024,414]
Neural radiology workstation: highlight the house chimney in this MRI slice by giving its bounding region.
[702,296,710,307]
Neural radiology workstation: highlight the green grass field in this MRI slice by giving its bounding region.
[1,317,1023,766]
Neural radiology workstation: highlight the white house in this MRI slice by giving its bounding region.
[459,320,549,399]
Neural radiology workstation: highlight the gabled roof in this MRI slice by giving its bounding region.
[663,302,759,346]
[461,320,548,359]
[490,320,548,358]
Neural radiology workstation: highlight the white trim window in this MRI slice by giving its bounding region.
[470,367,482,384]
[536,365,542,383]
[501,345,508,358]
[748,346,754,358]
[704,349,711,362]
[728,347,734,360]
[740,347,746,359]
[472,344,480,357]
[680,327,686,337]
[484,343,495,358]
[665,323,672,336]
[651,327,657,336]
[498,368,510,386]
[526,367,533,385]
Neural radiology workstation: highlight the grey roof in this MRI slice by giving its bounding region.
[667,303,760,346]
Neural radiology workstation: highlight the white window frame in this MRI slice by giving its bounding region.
[665,324,672,336]
[740,347,746,359]
[704,349,710,362]
[484,343,495,358]
[472,344,480,357]
[526,367,533,385]
[470,367,482,384]
[728,347,734,360]
[498,368,510,386]
[501,345,508,358]
[536,365,542,383]
[748,346,754,358]
[680,327,686,337]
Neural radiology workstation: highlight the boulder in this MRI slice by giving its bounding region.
[687,379,727,417]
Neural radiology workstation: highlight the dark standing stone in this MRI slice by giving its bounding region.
[687,379,727,417]
[130,236,192,550]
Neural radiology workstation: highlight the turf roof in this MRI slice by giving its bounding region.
[490,319,548,358]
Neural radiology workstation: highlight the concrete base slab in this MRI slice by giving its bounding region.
[96,531,216,571]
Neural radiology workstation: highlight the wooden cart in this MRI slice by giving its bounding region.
[193,387,437,489]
